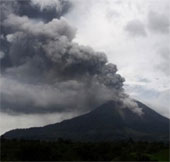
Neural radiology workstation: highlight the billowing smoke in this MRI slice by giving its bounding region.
[0,0,71,22]
[0,0,142,115]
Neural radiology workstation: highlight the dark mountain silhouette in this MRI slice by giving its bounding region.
[3,101,170,141]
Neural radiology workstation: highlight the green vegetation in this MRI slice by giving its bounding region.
[149,149,170,161]
[1,138,169,161]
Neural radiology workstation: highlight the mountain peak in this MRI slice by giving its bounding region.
[3,100,169,141]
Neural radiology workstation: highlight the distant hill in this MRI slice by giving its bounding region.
[3,100,170,141]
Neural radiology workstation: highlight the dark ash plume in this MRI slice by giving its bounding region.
[0,0,143,115]
[0,0,71,22]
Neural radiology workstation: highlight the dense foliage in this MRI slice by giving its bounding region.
[1,138,169,161]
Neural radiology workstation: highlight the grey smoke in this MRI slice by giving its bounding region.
[0,0,71,22]
[0,0,142,115]
[0,51,5,59]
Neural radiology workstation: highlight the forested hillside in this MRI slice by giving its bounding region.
[1,138,169,161]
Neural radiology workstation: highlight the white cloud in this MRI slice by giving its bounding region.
[125,84,170,118]
[65,0,170,116]
[125,19,147,37]
[157,47,170,75]
[148,11,170,34]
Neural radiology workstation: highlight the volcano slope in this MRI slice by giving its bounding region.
[3,100,170,142]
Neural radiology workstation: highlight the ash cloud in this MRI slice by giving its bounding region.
[0,0,142,115]
[0,0,71,22]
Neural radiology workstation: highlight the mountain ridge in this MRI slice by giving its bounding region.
[2,100,170,141]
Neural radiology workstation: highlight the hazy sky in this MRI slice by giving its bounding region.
[0,0,169,135]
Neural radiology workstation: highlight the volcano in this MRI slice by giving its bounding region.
[3,101,169,141]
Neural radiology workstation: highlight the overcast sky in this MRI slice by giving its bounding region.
[0,0,169,135]
[65,0,170,117]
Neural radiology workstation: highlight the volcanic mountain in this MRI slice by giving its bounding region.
[3,101,169,141]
